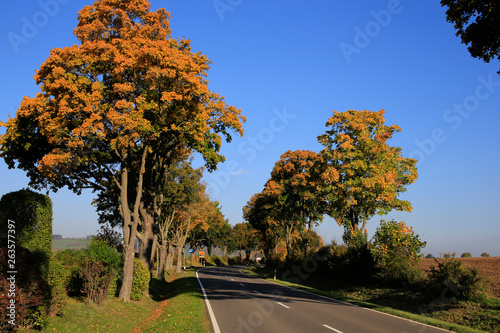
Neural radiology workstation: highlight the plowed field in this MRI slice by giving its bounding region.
[419,257,500,298]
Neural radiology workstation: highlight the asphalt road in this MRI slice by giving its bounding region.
[196,266,451,333]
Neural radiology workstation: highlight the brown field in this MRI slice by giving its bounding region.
[419,257,500,298]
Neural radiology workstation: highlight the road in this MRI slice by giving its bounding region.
[196,266,451,333]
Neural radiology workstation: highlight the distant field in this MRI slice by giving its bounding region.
[52,238,90,251]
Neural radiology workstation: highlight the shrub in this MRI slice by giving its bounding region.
[428,258,486,301]
[371,220,426,285]
[131,258,150,301]
[443,252,457,258]
[481,252,490,257]
[425,254,434,259]
[0,189,52,259]
[212,255,228,266]
[461,252,472,258]
[80,239,122,305]
[47,258,70,317]
[0,247,50,331]
[54,250,84,296]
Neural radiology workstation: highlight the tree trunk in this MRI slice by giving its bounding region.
[138,206,154,272]
[166,243,174,269]
[118,146,148,302]
[156,243,167,280]
[175,244,184,274]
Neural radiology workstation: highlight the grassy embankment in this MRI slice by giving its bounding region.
[19,266,211,333]
[245,265,500,333]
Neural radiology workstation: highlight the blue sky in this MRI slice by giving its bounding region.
[1,0,499,257]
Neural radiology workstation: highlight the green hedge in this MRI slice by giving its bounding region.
[0,188,52,258]
[131,258,150,301]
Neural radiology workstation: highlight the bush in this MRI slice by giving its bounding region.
[371,220,426,285]
[0,189,52,259]
[131,258,150,301]
[425,254,434,259]
[481,252,490,257]
[0,247,50,331]
[47,258,70,317]
[211,255,228,266]
[443,252,457,258]
[80,239,122,305]
[54,250,85,296]
[461,252,472,258]
[428,258,486,301]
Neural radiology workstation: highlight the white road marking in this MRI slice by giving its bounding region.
[231,278,234,281]
[196,269,221,333]
[239,283,245,287]
[277,302,290,309]
[253,290,261,294]
[322,324,343,333]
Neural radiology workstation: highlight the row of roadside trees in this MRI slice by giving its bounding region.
[0,0,246,302]
[244,109,419,262]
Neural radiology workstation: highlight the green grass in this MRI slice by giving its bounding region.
[139,268,210,333]
[18,267,211,333]
[245,266,497,333]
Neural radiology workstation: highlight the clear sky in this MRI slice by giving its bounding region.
[1,0,499,257]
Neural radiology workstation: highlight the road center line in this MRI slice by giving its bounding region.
[322,324,343,333]
[277,302,290,309]
[239,283,245,287]
[253,290,261,294]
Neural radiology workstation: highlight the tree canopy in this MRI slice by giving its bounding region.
[441,0,500,74]
[0,0,245,302]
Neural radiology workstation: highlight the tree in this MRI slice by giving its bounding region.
[243,192,283,258]
[317,110,417,243]
[231,223,261,261]
[154,159,203,279]
[441,0,500,74]
[268,150,325,255]
[0,0,244,302]
[371,219,426,283]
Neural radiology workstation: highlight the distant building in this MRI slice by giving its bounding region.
[52,234,63,240]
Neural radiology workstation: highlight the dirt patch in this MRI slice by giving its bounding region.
[419,257,500,298]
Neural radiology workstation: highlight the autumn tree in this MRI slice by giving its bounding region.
[266,150,325,256]
[191,201,226,256]
[243,192,283,258]
[154,159,203,279]
[0,0,244,302]
[170,187,214,274]
[231,223,261,261]
[317,110,417,244]
[441,0,500,74]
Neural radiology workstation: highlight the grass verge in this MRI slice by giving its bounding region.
[245,266,494,333]
[18,267,211,333]
[138,267,211,333]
